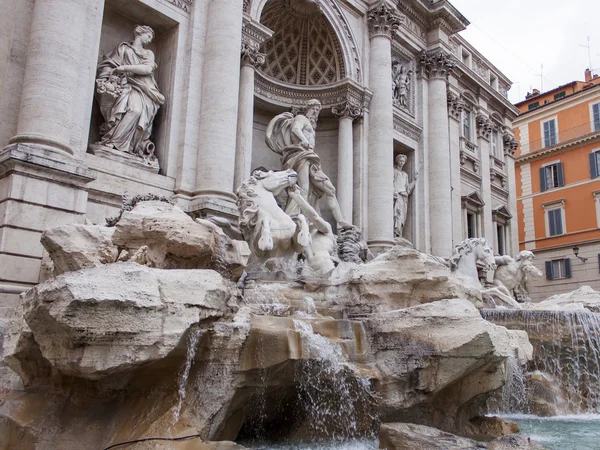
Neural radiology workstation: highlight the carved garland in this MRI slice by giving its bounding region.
[332,99,363,120]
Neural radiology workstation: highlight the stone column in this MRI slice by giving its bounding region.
[420,51,455,256]
[9,0,93,154]
[504,134,519,255]
[332,100,362,222]
[366,3,402,253]
[233,23,269,191]
[0,0,99,310]
[193,0,244,217]
[477,114,494,242]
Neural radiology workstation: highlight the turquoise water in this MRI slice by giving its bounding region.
[505,414,600,450]
[239,439,378,450]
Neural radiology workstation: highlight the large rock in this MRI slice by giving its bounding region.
[41,223,117,275]
[526,285,600,312]
[112,201,250,278]
[379,423,545,450]
[3,263,234,379]
[369,299,532,436]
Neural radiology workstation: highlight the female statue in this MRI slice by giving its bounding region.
[95,25,165,165]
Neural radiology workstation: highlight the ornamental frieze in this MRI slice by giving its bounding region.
[164,0,192,13]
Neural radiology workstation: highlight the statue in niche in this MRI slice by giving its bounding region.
[265,99,350,229]
[393,154,417,239]
[95,25,165,169]
[392,60,412,108]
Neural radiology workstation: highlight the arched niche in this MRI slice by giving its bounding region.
[249,0,361,84]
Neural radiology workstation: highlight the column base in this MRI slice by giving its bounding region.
[0,143,96,296]
[187,192,238,222]
[367,239,396,256]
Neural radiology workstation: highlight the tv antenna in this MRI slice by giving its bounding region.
[534,64,544,92]
[579,36,592,70]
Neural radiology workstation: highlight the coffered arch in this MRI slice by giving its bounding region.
[249,0,361,83]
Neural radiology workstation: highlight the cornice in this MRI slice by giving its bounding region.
[254,71,373,110]
[393,111,422,141]
[515,130,600,164]
[242,15,274,46]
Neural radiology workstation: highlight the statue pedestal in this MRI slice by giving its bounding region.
[88,144,160,174]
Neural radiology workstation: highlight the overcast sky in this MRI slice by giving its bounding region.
[449,0,600,104]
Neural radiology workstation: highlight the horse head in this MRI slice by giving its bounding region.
[252,168,298,196]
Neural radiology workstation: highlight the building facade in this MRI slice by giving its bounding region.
[515,69,600,301]
[0,0,518,314]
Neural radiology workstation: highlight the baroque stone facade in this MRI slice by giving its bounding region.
[0,0,518,310]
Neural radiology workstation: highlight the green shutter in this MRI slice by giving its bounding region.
[545,261,553,280]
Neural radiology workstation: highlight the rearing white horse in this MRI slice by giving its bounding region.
[448,237,497,282]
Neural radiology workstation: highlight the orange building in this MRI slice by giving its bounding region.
[514,69,600,301]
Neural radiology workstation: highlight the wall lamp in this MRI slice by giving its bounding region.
[573,246,588,263]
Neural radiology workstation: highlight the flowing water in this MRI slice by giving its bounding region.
[172,326,201,424]
[502,414,600,450]
[482,309,600,414]
[246,439,379,450]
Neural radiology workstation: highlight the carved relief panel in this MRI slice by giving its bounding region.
[391,50,415,116]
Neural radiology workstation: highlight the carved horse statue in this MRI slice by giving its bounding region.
[449,238,497,283]
[493,250,543,302]
[237,168,311,265]
[449,238,522,309]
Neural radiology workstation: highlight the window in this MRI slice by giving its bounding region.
[467,213,477,238]
[554,91,566,101]
[590,150,600,179]
[543,118,557,147]
[540,162,564,191]
[528,102,539,111]
[545,258,571,280]
[462,50,471,67]
[593,103,600,132]
[491,131,498,157]
[463,110,471,141]
[547,208,563,236]
[490,74,498,90]
[496,224,505,255]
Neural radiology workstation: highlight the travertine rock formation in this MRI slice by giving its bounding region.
[379,423,544,450]
[0,244,534,449]
[526,285,600,312]
[41,223,117,275]
[4,263,233,380]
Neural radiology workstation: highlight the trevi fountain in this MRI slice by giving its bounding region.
[2,1,600,449]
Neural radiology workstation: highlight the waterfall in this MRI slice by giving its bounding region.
[482,309,600,414]
[172,326,201,425]
[291,319,376,440]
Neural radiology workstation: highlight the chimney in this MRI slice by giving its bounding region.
[585,68,592,82]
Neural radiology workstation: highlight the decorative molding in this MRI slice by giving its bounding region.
[419,50,455,80]
[332,99,363,120]
[447,91,465,120]
[241,38,266,68]
[242,16,273,47]
[476,114,494,140]
[393,112,422,141]
[367,3,403,39]
[502,132,519,156]
[243,0,251,12]
[165,0,192,12]
[254,71,373,110]
[326,0,363,82]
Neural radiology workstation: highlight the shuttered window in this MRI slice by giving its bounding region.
[590,151,600,179]
[546,258,571,280]
[540,162,565,191]
[593,103,600,132]
[547,208,563,236]
[543,119,557,147]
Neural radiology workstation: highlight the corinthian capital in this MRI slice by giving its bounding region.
[332,99,363,120]
[367,3,403,39]
[419,50,455,80]
[241,38,266,68]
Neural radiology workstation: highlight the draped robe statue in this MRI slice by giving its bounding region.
[265,99,349,229]
[95,25,165,167]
